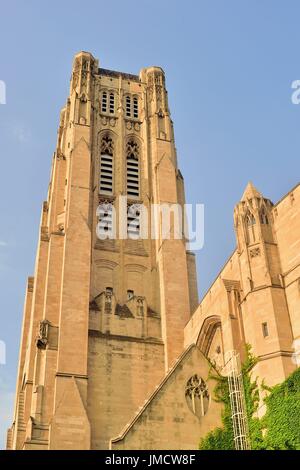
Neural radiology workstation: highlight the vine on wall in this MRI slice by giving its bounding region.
[199,345,263,450]
[198,345,288,450]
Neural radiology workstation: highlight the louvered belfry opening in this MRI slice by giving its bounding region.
[126,140,139,198]
[100,135,114,195]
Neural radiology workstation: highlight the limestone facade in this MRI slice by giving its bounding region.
[7,52,300,450]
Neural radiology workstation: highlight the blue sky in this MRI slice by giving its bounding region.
[0,0,299,448]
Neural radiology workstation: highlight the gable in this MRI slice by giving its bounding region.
[110,344,223,450]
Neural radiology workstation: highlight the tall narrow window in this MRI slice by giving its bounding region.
[260,207,269,224]
[100,135,114,195]
[126,140,139,198]
[126,96,131,117]
[246,213,256,226]
[133,96,138,118]
[245,210,256,243]
[262,322,269,338]
[101,91,107,113]
[109,92,115,114]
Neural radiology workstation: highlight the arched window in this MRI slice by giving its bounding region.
[126,140,139,198]
[101,91,107,113]
[109,92,115,114]
[245,211,256,243]
[260,207,269,224]
[99,135,114,195]
[185,375,209,418]
[126,96,131,117]
[133,96,138,118]
[246,213,256,226]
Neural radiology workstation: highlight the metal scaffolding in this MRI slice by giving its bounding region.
[224,350,251,450]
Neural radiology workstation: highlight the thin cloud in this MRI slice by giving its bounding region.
[12,124,31,144]
[0,241,7,247]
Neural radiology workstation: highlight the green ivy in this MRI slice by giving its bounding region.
[199,372,234,450]
[199,345,263,450]
[262,367,300,450]
[199,346,300,450]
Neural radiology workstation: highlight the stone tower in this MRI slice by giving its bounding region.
[7,52,198,450]
[234,182,295,388]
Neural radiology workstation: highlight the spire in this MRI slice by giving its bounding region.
[241,181,262,201]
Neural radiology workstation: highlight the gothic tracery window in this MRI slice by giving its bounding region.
[246,213,256,226]
[126,140,140,198]
[185,375,209,418]
[245,211,256,243]
[260,207,269,224]
[100,135,114,195]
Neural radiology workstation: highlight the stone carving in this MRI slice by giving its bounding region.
[136,297,144,316]
[185,374,209,418]
[72,58,80,90]
[81,59,88,87]
[250,247,260,258]
[36,320,49,349]
[104,290,112,314]
[125,121,140,132]
[126,140,139,159]
[56,150,66,160]
[101,135,114,156]
[147,73,154,101]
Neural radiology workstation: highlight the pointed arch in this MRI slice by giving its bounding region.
[197,315,224,369]
[99,132,115,195]
[245,209,256,244]
[126,137,140,198]
[259,206,269,224]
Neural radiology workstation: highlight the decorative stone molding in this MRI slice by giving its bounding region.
[136,297,144,316]
[104,291,113,314]
[36,320,50,349]
[100,135,114,156]
[250,247,261,258]
[185,374,209,418]
[125,120,140,132]
[126,140,139,159]
[27,277,34,293]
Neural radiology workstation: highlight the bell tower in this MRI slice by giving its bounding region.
[7,52,198,450]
